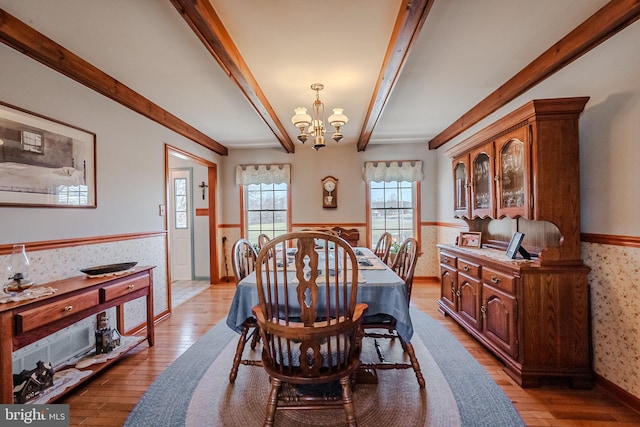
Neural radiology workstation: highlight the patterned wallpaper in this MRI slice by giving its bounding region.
[583,242,640,398]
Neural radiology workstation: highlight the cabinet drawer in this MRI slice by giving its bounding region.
[482,267,515,294]
[16,291,100,333]
[100,275,149,302]
[457,258,480,278]
[439,252,457,268]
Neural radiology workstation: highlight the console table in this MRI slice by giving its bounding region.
[0,266,155,404]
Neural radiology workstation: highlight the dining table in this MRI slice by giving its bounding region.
[225,247,414,342]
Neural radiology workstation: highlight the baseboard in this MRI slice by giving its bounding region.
[595,373,640,415]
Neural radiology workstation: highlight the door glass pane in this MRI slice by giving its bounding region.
[500,139,525,208]
[454,162,467,210]
[174,178,188,229]
[473,153,491,209]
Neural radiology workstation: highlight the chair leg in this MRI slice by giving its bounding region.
[229,324,249,383]
[250,326,261,350]
[401,339,426,389]
[340,376,358,427]
[263,377,281,427]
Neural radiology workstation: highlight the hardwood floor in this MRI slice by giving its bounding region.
[60,280,640,426]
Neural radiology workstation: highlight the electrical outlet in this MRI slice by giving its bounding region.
[159,204,166,216]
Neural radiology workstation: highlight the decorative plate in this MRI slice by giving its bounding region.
[80,262,138,276]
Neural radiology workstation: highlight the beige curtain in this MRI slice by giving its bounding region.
[363,160,423,182]
[235,164,291,185]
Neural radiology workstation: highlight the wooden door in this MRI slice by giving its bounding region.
[452,154,471,218]
[439,265,457,312]
[481,283,518,358]
[495,126,530,219]
[458,273,481,330]
[469,142,495,218]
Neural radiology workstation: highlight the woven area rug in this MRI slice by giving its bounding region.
[125,308,524,426]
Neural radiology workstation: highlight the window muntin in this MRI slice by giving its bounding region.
[244,182,288,244]
[370,180,416,247]
[21,130,43,154]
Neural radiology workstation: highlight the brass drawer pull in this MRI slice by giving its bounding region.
[491,276,501,284]
[443,256,449,262]
[128,284,135,290]
[64,305,73,312]
[463,265,470,271]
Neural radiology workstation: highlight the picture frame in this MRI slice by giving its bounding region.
[459,231,482,248]
[0,101,96,208]
[505,232,529,259]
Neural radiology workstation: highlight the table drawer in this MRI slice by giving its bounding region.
[439,252,457,268]
[457,258,480,278]
[100,275,149,302]
[482,267,515,294]
[16,291,100,333]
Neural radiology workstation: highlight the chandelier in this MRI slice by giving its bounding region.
[291,83,348,150]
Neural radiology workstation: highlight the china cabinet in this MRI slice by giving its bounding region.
[440,97,592,387]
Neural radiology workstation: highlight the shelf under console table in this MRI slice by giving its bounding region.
[0,266,155,404]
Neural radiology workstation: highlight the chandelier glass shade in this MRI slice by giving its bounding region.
[291,83,348,150]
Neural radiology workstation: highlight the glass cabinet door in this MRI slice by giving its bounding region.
[496,127,529,218]
[470,143,494,218]
[452,155,470,218]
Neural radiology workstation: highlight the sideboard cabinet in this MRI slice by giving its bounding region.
[438,245,591,387]
[0,266,155,403]
[440,97,592,387]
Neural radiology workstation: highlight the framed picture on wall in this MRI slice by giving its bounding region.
[0,101,96,208]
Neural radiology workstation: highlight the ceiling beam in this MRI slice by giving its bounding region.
[171,0,296,153]
[0,8,228,156]
[357,0,435,152]
[428,0,640,150]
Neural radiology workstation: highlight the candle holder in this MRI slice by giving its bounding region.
[4,244,34,294]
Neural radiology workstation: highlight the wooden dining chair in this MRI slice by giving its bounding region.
[362,237,425,388]
[252,232,367,427]
[229,238,262,383]
[373,232,392,265]
[257,233,270,251]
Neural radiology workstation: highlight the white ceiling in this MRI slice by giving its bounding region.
[1,0,637,153]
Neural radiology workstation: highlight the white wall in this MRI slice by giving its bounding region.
[0,45,221,245]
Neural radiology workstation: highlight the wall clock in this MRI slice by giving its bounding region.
[321,176,338,208]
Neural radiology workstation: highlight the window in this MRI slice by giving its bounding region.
[237,164,291,245]
[364,160,423,248]
[57,185,88,206]
[174,177,188,229]
[243,183,289,244]
[369,180,417,246]
[21,130,43,154]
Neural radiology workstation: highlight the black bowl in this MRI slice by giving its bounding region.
[80,262,138,276]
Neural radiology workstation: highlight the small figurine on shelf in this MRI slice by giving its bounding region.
[95,312,116,354]
[13,361,55,403]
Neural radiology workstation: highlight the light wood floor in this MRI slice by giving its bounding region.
[60,280,640,426]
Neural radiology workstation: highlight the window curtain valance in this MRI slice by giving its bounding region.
[235,164,291,185]
[363,160,423,182]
